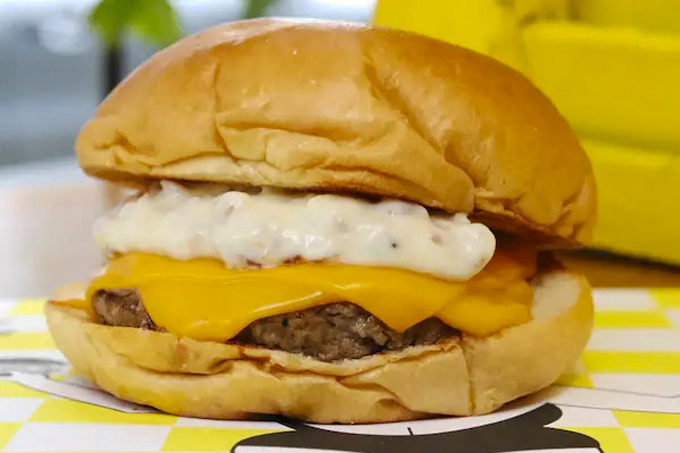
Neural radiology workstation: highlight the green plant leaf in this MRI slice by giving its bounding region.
[89,0,136,47]
[129,0,182,46]
[244,0,278,19]
[89,0,182,48]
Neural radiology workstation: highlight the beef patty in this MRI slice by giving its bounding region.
[92,289,458,362]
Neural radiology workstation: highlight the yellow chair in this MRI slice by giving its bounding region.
[374,0,680,264]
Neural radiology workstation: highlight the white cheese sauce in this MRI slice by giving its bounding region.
[94,182,496,280]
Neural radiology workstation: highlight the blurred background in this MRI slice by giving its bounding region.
[1,0,679,296]
[0,0,374,168]
[374,0,680,267]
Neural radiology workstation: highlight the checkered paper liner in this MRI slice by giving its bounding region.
[0,288,678,453]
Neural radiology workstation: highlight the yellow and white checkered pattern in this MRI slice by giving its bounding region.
[0,289,678,452]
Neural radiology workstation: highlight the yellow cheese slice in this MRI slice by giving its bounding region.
[58,251,533,341]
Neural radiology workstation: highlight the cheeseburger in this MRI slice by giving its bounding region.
[46,19,596,423]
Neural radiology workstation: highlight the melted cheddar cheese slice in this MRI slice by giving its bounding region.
[60,247,535,341]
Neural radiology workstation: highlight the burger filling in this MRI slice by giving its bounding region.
[92,292,456,362]
[56,182,540,362]
[93,181,496,280]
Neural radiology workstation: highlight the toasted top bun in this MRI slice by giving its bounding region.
[77,19,595,244]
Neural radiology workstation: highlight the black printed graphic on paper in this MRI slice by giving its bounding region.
[233,403,603,453]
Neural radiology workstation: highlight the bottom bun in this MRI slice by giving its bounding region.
[45,269,593,423]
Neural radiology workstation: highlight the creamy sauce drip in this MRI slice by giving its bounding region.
[94,182,496,280]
